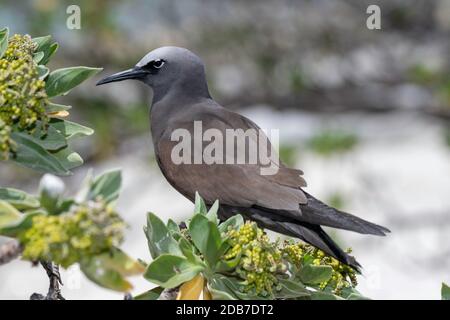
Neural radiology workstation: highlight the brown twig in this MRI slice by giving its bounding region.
[0,239,22,265]
[157,287,179,300]
[30,261,65,300]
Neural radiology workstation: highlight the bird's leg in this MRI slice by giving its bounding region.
[30,261,65,300]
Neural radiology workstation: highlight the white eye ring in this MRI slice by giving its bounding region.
[152,59,165,69]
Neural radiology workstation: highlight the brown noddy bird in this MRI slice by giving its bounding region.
[97,47,390,270]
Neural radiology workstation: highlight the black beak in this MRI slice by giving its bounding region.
[96,67,148,86]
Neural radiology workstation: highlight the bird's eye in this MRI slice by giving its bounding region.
[151,59,165,69]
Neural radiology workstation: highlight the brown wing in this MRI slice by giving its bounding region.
[154,104,307,211]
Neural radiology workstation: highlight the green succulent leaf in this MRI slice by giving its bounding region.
[0,188,40,210]
[206,200,219,224]
[19,122,67,151]
[33,51,44,64]
[10,132,70,176]
[207,276,238,300]
[194,191,207,215]
[144,254,203,288]
[49,118,94,140]
[0,200,22,228]
[86,169,121,204]
[347,293,370,300]
[145,212,182,259]
[32,35,52,50]
[50,147,83,171]
[37,65,49,80]
[134,287,164,300]
[275,279,310,299]
[310,291,344,300]
[0,27,9,59]
[178,236,203,265]
[80,256,133,292]
[211,275,264,300]
[189,214,222,267]
[45,66,102,97]
[87,248,145,277]
[32,36,58,66]
[167,219,180,237]
[298,264,333,285]
[218,214,244,233]
[45,102,72,114]
[442,283,450,300]
[41,43,58,65]
[0,211,42,237]
[215,250,241,273]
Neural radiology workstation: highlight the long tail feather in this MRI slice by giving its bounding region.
[299,192,390,236]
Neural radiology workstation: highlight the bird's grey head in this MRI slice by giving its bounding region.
[97,46,210,102]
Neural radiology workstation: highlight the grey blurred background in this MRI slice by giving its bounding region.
[0,0,449,299]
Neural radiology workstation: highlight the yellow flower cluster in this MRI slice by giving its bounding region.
[19,200,125,268]
[224,221,285,296]
[282,242,358,295]
[0,118,14,160]
[0,34,49,160]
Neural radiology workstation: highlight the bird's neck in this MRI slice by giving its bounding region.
[149,70,211,140]
[149,89,211,141]
[152,68,211,105]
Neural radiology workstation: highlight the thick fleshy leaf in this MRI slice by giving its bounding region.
[144,254,203,288]
[45,102,72,114]
[0,27,8,59]
[32,35,52,50]
[134,287,163,300]
[167,219,180,235]
[347,293,370,300]
[337,286,366,300]
[50,147,83,170]
[178,237,203,265]
[45,66,102,97]
[0,211,42,237]
[442,283,450,300]
[275,279,310,299]
[189,214,222,267]
[32,36,58,65]
[298,264,333,285]
[207,277,237,300]
[310,291,344,300]
[10,132,70,175]
[86,170,121,204]
[49,118,93,140]
[218,214,244,233]
[33,51,44,64]
[207,275,264,300]
[0,201,22,228]
[145,212,182,259]
[206,200,219,224]
[89,248,145,277]
[194,192,207,215]
[80,256,132,292]
[38,65,49,80]
[0,188,40,210]
[18,122,67,151]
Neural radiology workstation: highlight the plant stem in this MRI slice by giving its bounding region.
[30,261,65,300]
[157,287,179,300]
[0,239,21,265]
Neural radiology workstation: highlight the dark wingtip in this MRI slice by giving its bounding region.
[371,224,391,236]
